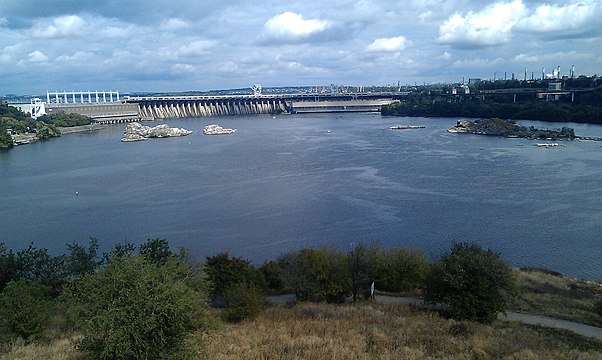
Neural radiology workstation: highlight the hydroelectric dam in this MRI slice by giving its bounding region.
[40,90,406,124]
[128,92,403,121]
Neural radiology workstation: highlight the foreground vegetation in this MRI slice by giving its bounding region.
[1,239,601,359]
[4,302,602,359]
[204,302,602,359]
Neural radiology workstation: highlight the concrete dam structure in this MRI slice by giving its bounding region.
[128,93,400,120]
[134,96,288,119]
[40,92,404,122]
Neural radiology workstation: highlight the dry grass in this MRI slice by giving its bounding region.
[511,269,602,327]
[0,337,85,360]
[205,302,602,359]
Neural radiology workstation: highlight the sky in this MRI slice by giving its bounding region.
[1,0,601,94]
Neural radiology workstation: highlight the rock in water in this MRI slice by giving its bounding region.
[121,122,193,142]
[203,124,237,135]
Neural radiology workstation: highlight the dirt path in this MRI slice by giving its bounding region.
[267,294,602,340]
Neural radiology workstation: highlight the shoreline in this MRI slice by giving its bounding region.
[10,123,107,146]
[57,123,107,134]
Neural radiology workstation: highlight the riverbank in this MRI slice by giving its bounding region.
[57,123,106,134]
[9,123,106,146]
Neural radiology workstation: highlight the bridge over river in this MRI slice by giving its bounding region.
[126,92,405,120]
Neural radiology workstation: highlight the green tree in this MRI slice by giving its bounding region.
[65,238,99,279]
[0,121,13,149]
[205,252,266,299]
[222,282,266,322]
[63,254,210,359]
[348,243,373,302]
[424,243,516,323]
[139,238,173,264]
[0,279,52,340]
[277,248,350,303]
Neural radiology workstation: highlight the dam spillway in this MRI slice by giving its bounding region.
[135,96,289,119]
[128,93,401,120]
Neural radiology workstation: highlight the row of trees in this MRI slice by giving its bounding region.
[204,242,515,323]
[0,239,517,358]
[382,89,602,124]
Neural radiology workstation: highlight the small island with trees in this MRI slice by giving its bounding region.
[447,118,576,139]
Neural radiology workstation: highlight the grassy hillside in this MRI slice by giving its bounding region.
[204,302,602,359]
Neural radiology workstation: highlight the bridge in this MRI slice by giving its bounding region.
[127,92,404,120]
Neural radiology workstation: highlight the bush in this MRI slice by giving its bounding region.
[0,279,52,340]
[594,298,602,318]
[222,282,266,322]
[424,243,516,323]
[63,255,210,359]
[370,244,430,294]
[205,252,266,299]
[277,248,350,303]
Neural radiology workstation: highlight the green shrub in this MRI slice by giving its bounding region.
[222,282,266,322]
[0,279,52,340]
[63,254,210,359]
[205,252,266,299]
[277,248,350,303]
[594,298,602,318]
[424,242,516,323]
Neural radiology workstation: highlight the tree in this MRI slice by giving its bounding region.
[63,254,210,359]
[205,252,265,299]
[277,248,350,303]
[424,243,516,323]
[0,279,52,340]
[139,238,173,264]
[65,238,99,279]
[222,282,266,322]
[347,243,373,302]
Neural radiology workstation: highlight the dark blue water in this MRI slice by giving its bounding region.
[1,114,601,279]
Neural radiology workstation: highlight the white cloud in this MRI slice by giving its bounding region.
[366,36,408,52]
[515,1,600,36]
[264,12,332,39]
[440,51,452,60]
[162,18,189,30]
[176,40,214,57]
[172,63,197,73]
[28,50,48,62]
[514,53,539,62]
[33,15,85,38]
[451,57,505,69]
[438,0,527,47]
[0,17,7,27]
[56,51,95,63]
[418,11,433,22]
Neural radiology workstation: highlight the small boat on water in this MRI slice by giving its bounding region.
[536,143,560,147]
[390,125,425,130]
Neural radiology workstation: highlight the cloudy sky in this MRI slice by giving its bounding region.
[1,0,601,94]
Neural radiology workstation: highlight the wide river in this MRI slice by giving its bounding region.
[1,114,601,279]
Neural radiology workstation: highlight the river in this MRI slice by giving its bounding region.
[1,114,601,279]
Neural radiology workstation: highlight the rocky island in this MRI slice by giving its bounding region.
[203,124,237,135]
[121,122,192,142]
[447,118,577,140]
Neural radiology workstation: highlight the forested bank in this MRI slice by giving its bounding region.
[382,88,602,124]
[0,101,91,149]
